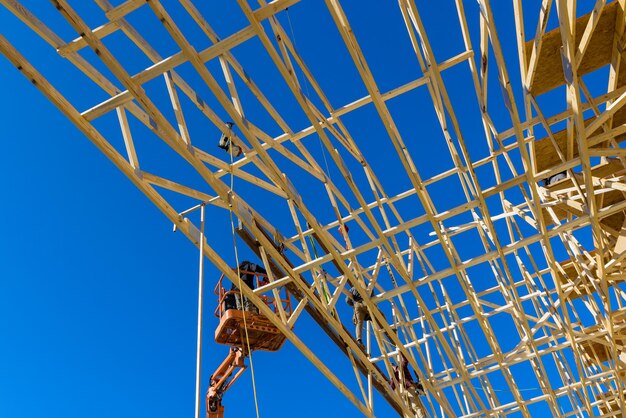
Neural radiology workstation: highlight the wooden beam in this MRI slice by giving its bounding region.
[525,1,618,95]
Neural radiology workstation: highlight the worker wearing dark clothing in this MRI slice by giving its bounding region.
[230,261,266,313]
[346,285,372,346]
[542,171,566,187]
[391,354,425,394]
[391,354,425,417]
[233,261,264,289]
[217,122,242,157]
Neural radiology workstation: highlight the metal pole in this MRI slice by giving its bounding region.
[194,204,206,418]
[367,322,373,411]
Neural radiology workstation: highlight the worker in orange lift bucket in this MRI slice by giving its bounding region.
[391,354,425,417]
[230,260,267,313]
[346,285,372,348]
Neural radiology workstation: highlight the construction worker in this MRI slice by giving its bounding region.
[217,122,242,157]
[231,260,267,313]
[542,171,566,186]
[346,285,372,347]
[391,354,425,417]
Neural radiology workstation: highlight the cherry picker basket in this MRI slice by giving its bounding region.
[213,268,292,352]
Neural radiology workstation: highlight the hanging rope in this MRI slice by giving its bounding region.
[227,131,261,418]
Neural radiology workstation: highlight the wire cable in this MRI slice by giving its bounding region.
[285,8,332,179]
[285,8,337,317]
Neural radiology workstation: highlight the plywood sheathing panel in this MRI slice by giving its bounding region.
[557,249,626,299]
[541,159,626,226]
[532,113,626,174]
[528,2,626,174]
[597,392,625,415]
[525,1,618,96]
[577,310,626,363]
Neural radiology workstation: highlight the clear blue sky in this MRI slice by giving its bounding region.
[0,1,599,417]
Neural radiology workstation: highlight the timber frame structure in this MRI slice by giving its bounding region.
[3,0,626,417]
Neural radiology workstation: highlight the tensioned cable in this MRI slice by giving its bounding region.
[286,8,342,318]
[285,8,333,180]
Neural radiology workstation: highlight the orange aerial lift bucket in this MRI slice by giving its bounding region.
[213,269,292,352]
[207,268,293,417]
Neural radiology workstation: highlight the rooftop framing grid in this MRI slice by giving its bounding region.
[3,0,626,416]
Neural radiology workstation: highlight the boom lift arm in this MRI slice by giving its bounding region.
[206,347,247,418]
